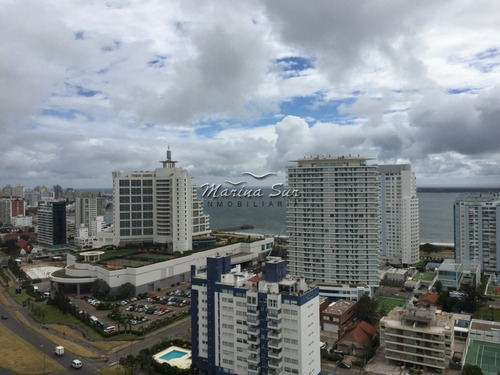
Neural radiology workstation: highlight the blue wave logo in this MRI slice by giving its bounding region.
[242,172,277,180]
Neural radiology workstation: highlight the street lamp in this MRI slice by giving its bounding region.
[41,345,46,375]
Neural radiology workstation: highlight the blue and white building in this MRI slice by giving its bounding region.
[191,256,321,375]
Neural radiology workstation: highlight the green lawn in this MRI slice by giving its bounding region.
[477,305,500,322]
[377,297,406,313]
[412,271,436,281]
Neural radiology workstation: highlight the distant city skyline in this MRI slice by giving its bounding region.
[1,2,500,188]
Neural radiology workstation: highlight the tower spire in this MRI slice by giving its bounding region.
[160,146,177,168]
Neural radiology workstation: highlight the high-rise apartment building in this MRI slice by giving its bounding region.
[112,149,210,251]
[286,156,381,292]
[0,197,25,226]
[379,164,419,267]
[454,192,500,275]
[37,200,67,248]
[191,255,321,375]
[75,193,105,236]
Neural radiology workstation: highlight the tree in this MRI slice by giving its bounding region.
[460,282,484,313]
[355,294,379,324]
[462,363,484,375]
[434,280,443,294]
[117,282,135,299]
[91,279,111,300]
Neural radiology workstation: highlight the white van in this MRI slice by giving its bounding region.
[104,326,116,333]
[90,316,98,323]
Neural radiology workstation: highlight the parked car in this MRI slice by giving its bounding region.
[71,359,83,369]
[1,314,7,320]
[338,361,351,369]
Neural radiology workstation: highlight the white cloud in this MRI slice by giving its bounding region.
[0,0,499,189]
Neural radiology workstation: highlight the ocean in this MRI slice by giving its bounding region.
[80,187,499,245]
[203,190,477,245]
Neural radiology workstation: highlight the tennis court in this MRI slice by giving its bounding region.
[465,340,500,375]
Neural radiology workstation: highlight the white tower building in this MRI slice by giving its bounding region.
[75,193,105,236]
[112,149,210,251]
[379,164,420,267]
[286,155,381,293]
[454,192,500,275]
[191,256,321,375]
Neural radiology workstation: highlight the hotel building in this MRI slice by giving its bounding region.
[454,192,500,275]
[191,256,321,375]
[286,156,381,294]
[379,164,419,267]
[110,149,210,251]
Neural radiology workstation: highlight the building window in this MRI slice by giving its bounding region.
[120,204,130,211]
[131,180,141,186]
[120,229,130,236]
[119,180,130,187]
[120,196,130,203]
[119,188,130,195]
[143,187,153,194]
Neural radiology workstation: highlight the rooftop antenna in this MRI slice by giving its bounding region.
[160,145,177,168]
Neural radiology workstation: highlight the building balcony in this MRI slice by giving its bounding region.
[267,319,281,329]
[247,354,260,365]
[247,334,258,344]
[268,359,282,370]
[268,349,283,360]
[248,344,259,355]
[268,329,282,339]
[268,339,282,350]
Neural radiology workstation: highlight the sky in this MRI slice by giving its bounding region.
[1,0,500,189]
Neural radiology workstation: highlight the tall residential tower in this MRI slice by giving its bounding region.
[379,164,419,267]
[454,192,500,276]
[286,156,381,293]
[191,255,321,375]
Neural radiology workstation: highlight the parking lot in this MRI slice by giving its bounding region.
[69,282,192,333]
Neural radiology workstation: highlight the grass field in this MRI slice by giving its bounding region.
[0,323,63,374]
[377,297,406,313]
[412,271,436,281]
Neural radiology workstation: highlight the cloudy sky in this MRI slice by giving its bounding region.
[2,0,500,189]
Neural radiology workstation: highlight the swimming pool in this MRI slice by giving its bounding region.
[153,346,192,369]
[159,349,186,361]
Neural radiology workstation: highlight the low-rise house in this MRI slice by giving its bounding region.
[320,299,357,336]
[336,320,378,357]
[415,293,439,308]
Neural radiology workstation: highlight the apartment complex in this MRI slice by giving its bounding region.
[37,200,67,248]
[110,149,210,251]
[0,197,25,225]
[379,164,419,266]
[454,192,500,275]
[286,155,381,292]
[191,256,321,375]
[75,193,105,236]
[380,306,454,372]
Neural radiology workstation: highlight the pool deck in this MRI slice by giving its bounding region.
[153,346,192,369]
